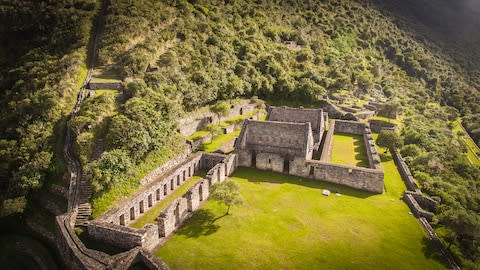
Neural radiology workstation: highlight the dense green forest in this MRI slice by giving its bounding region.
[0,0,479,268]
[0,1,96,213]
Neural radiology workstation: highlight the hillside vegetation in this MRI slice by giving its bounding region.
[93,0,479,268]
[0,0,479,268]
[0,1,96,215]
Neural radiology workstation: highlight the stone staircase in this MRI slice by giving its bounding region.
[75,172,93,226]
[90,138,105,161]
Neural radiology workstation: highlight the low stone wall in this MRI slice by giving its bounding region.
[363,127,382,170]
[87,81,123,90]
[405,190,437,212]
[306,161,384,193]
[403,194,434,221]
[87,153,238,255]
[56,213,111,270]
[178,101,257,137]
[98,153,203,226]
[369,119,397,133]
[140,147,191,186]
[333,119,366,135]
[391,150,419,192]
[87,222,159,251]
[56,213,168,270]
[157,154,237,239]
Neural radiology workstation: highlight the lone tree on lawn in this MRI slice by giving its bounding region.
[210,101,230,123]
[376,130,403,151]
[209,180,243,215]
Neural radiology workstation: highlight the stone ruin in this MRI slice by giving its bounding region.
[235,106,384,193]
[55,104,387,269]
[85,152,237,252]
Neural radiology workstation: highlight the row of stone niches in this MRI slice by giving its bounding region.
[118,159,201,226]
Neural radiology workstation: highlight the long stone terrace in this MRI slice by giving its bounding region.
[86,152,238,252]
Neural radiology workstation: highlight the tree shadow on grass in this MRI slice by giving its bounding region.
[175,209,222,238]
[235,167,374,199]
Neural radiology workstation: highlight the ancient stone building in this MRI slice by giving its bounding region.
[236,106,384,193]
[235,120,314,175]
[267,106,327,148]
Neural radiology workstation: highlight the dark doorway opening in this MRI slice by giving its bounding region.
[284,158,290,173]
[251,151,256,168]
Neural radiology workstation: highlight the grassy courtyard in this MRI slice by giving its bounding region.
[155,164,446,269]
[331,132,369,167]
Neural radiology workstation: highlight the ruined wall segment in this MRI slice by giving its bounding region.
[178,101,257,137]
[267,106,326,146]
[95,153,202,226]
[306,161,384,193]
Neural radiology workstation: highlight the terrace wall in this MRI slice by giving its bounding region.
[97,153,203,226]
[177,101,257,137]
[306,161,384,193]
[87,81,123,90]
[87,153,238,253]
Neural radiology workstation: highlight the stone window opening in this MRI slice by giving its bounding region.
[309,166,315,176]
[177,175,180,186]
[130,207,135,220]
[119,215,125,226]
[148,194,153,207]
[199,184,203,201]
[164,184,167,195]
[156,189,160,200]
[171,179,174,190]
[139,201,144,214]
[183,170,186,182]
[268,159,271,164]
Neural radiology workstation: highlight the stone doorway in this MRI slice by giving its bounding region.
[283,158,290,173]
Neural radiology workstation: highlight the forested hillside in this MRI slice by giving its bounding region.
[0,0,479,268]
[0,1,96,219]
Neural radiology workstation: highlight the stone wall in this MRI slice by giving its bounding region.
[56,213,167,270]
[267,106,325,144]
[178,101,257,137]
[140,147,191,186]
[369,119,397,133]
[97,153,203,226]
[333,119,366,135]
[403,194,434,221]
[157,154,237,239]
[306,161,384,193]
[87,153,238,255]
[56,213,112,270]
[363,127,382,170]
[256,152,284,173]
[391,150,420,192]
[87,81,123,90]
[87,222,159,251]
[236,120,313,158]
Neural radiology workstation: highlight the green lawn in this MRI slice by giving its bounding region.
[200,129,241,153]
[452,119,480,166]
[155,163,446,270]
[131,173,206,229]
[95,89,119,96]
[330,133,369,167]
